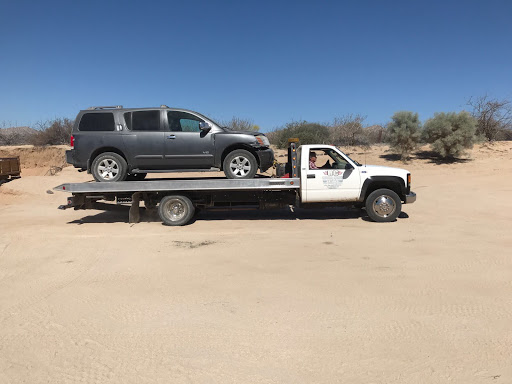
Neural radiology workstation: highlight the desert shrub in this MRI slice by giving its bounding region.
[220,117,259,131]
[0,124,35,145]
[363,124,387,145]
[330,114,367,146]
[423,111,477,158]
[387,111,422,160]
[271,121,330,149]
[496,128,512,141]
[31,118,73,146]
[467,95,511,141]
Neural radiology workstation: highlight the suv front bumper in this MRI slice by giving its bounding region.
[256,148,274,172]
[405,192,416,204]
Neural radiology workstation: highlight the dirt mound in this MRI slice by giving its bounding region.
[0,145,69,176]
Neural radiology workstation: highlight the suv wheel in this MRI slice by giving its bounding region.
[365,188,401,222]
[223,150,258,179]
[91,152,128,182]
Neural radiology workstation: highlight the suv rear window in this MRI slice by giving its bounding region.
[79,112,115,131]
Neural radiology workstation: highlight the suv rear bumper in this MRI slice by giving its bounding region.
[405,191,416,204]
[257,148,274,172]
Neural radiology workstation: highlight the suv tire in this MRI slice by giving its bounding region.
[158,195,195,226]
[365,188,401,222]
[91,152,128,182]
[223,149,258,179]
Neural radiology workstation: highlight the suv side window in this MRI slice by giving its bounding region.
[130,111,161,131]
[168,111,204,132]
[78,112,115,131]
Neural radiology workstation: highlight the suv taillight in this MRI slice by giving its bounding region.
[70,135,74,149]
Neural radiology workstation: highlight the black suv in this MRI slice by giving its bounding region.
[66,105,274,182]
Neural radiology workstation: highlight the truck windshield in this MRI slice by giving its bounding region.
[338,149,362,166]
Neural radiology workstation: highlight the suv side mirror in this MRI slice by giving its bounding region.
[199,122,211,131]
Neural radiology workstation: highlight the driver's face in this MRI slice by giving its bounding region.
[310,156,316,161]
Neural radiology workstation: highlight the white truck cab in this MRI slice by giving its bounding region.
[297,145,415,221]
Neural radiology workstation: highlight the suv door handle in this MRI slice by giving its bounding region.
[166,135,176,139]
[307,174,315,179]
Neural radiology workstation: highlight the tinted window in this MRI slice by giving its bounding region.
[78,113,115,131]
[132,111,161,131]
[168,111,204,132]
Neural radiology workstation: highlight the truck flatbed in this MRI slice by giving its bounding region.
[54,177,300,194]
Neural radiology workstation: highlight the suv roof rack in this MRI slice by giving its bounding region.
[87,106,123,110]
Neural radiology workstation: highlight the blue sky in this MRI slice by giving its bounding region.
[1,0,511,131]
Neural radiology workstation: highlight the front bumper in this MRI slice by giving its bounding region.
[405,191,416,204]
[257,148,274,172]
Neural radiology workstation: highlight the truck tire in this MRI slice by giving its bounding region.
[126,173,147,181]
[365,188,401,222]
[223,150,258,179]
[158,195,195,226]
[91,152,128,182]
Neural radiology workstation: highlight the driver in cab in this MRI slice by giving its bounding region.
[309,151,331,170]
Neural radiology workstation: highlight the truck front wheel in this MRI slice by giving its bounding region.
[365,188,401,222]
[223,150,258,179]
[158,195,195,226]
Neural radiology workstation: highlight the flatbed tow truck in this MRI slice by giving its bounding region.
[54,142,416,225]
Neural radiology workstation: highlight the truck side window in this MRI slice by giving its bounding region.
[168,111,204,132]
[131,111,161,131]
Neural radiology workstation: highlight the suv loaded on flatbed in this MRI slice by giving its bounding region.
[66,105,274,181]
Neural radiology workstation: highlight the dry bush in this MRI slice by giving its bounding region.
[423,111,477,158]
[330,114,367,146]
[467,95,512,141]
[270,121,330,149]
[387,111,422,161]
[220,117,260,131]
[31,118,73,146]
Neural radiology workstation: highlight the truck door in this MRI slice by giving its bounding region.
[303,148,361,202]
[163,111,215,169]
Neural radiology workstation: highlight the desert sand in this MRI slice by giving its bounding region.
[0,143,511,383]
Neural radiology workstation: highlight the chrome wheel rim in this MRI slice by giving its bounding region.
[98,159,119,180]
[164,199,186,222]
[372,195,396,218]
[229,156,251,177]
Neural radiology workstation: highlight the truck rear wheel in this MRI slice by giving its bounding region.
[365,188,401,222]
[158,195,195,226]
[223,150,258,179]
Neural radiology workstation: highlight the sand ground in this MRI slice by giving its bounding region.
[0,143,511,383]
